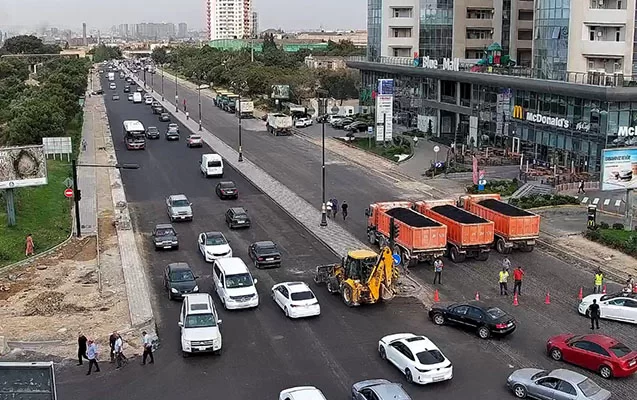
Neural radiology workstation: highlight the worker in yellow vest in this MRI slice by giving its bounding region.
[499,267,509,296]
[594,269,604,294]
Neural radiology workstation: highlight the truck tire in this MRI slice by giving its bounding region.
[449,246,465,263]
[519,243,534,253]
[475,252,489,261]
[496,238,508,254]
[367,230,377,245]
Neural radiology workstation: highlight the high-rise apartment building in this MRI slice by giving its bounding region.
[178,23,188,38]
[251,11,259,37]
[206,0,253,40]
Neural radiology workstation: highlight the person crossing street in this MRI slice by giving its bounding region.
[86,339,100,375]
[589,299,601,330]
[141,331,154,365]
[594,268,604,294]
[499,267,509,296]
[341,201,348,220]
[433,258,443,285]
[513,266,524,296]
[326,200,333,218]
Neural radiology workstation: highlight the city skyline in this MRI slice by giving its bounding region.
[0,0,366,33]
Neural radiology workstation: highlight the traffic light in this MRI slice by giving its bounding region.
[75,189,82,201]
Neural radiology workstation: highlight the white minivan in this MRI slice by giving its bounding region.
[132,92,142,103]
[200,153,224,178]
[179,293,222,357]
[212,258,259,310]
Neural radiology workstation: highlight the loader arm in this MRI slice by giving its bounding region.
[365,246,396,301]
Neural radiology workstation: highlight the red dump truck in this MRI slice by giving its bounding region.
[458,194,540,254]
[415,199,495,263]
[366,201,447,266]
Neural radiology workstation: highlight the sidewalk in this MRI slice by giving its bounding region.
[78,112,97,235]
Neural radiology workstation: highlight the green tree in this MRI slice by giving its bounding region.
[319,70,359,104]
[90,44,122,62]
[1,35,59,54]
[5,95,67,145]
[151,47,169,64]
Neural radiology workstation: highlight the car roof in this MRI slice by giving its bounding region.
[602,292,637,300]
[170,194,188,200]
[549,368,587,383]
[184,294,213,314]
[147,126,158,130]
[155,223,174,230]
[579,334,623,347]
[215,257,249,275]
[399,335,438,353]
[168,262,192,271]
[205,231,224,238]
[371,383,410,400]
[284,282,311,293]
[255,240,275,247]
[280,387,326,400]
[230,207,246,213]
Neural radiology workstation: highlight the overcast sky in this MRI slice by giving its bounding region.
[0,0,367,32]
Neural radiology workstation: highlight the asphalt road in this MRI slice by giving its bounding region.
[53,72,637,400]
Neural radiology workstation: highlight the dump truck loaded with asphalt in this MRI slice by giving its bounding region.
[365,202,447,267]
[415,199,495,263]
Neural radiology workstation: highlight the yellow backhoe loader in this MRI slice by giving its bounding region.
[313,246,398,307]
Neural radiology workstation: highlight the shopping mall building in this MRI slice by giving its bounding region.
[350,0,637,173]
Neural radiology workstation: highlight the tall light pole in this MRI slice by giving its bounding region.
[150,68,154,92]
[236,81,248,162]
[175,74,179,112]
[318,89,328,227]
[196,84,209,131]
[161,65,164,100]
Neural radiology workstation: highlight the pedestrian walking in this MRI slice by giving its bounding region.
[86,340,100,375]
[502,257,511,270]
[433,258,443,285]
[513,266,524,296]
[326,200,333,218]
[594,268,604,294]
[108,331,117,363]
[331,198,339,218]
[25,234,34,257]
[499,267,509,296]
[114,334,125,369]
[186,111,190,120]
[141,331,154,365]
[578,180,585,194]
[77,333,88,366]
[341,201,348,221]
[81,138,87,151]
[589,299,601,329]
[413,136,419,147]
[183,99,187,112]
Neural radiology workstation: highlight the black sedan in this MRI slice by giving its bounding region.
[345,121,369,133]
[146,126,160,139]
[152,223,178,250]
[159,112,171,122]
[215,181,238,199]
[248,241,281,268]
[428,301,516,339]
[225,207,251,229]
[163,262,199,300]
[124,86,130,93]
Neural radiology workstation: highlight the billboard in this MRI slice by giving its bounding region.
[0,362,57,400]
[377,79,394,96]
[271,85,290,100]
[0,145,48,189]
[601,147,637,191]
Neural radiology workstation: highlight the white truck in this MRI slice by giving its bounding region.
[235,100,254,119]
[266,113,293,136]
[108,72,115,81]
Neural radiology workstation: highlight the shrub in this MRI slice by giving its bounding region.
[612,223,625,230]
[599,222,610,230]
[466,179,519,196]
[584,228,637,257]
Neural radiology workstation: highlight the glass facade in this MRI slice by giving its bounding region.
[501,0,511,57]
[419,0,453,60]
[533,0,570,80]
[367,0,382,61]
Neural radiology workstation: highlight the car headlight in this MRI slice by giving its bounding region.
[182,340,191,350]
[193,286,199,292]
[171,288,178,293]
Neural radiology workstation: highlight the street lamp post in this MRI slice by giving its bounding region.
[318,90,328,227]
[71,161,139,238]
[175,74,179,112]
[150,69,154,92]
[161,65,164,100]
[236,81,247,162]
[196,84,209,131]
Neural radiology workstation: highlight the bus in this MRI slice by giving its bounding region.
[123,120,146,150]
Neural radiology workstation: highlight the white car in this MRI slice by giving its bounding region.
[279,387,327,400]
[578,292,637,324]
[197,231,232,262]
[179,293,222,357]
[378,333,453,385]
[271,282,320,318]
[294,117,313,128]
[145,96,153,105]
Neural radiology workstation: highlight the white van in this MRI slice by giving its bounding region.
[200,153,224,178]
[179,293,222,357]
[132,92,142,104]
[212,258,259,310]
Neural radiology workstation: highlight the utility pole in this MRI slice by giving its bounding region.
[72,159,82,238]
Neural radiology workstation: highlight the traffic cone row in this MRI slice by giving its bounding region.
[429,289,555,306]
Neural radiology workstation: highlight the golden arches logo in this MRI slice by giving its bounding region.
[512,105,524,120]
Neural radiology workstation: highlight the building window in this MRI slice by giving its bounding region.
[466,29,493,40]
[518,30,532,40]
[518,10,534,20]
[391,28,412,38]
[466,9,493,19]
[392,47,412,57]
[392,7,412,18]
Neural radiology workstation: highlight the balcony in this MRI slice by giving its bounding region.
[466,19,495,29]
[466,38,494,48]
[581,40,627,57]
[584,9,630,24]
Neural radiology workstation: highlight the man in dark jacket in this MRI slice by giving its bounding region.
[589,299,601,330]
[77,333,88,366]
[109,331,118,363]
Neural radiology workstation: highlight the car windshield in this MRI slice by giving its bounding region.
[234,212,247,219]
[225,273,253,288]
[170,270,194,282]
[189,135,201,140]
[486,307,507,319]
[416,349,445,365]
[290,291,314,301]
[566,335,584,345]
[184,313,216,328]
[172,199,189,207]
[156,228,175,236]
[578,378,602,397]
[220,182,235,189]
[206,235,227,245]
[609,343,632,358]
[531,370,548,380]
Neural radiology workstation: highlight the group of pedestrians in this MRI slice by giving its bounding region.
[497,257,524,296]
[77,331,154,376]
[326,198,348,220]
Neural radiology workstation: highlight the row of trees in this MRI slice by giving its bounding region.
[89,44,123,63]
[153,38,360,105]
[0,36,89,146]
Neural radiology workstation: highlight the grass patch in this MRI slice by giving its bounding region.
[510,194,579,209]
[584,227,637,258]
[466,179,519,196]
[341,137,410,161]
[0,162,74,268]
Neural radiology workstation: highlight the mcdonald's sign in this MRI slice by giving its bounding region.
[512,105,524,120]
[511,105,571,129]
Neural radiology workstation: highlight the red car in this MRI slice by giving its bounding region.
[546,333,637,378]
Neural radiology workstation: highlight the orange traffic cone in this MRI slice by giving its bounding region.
[513,293,519,306]
[475,291,480,301]
[602,285,607,294]
[545,292,551,305]
[577,287,583,301]
[433,289,440,302]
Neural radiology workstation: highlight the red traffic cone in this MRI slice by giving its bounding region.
[577,287,583,301]
[545,292,551,305]
[602,285,607,294]
[433,289,440,302]
[475,291,480,301]
[513,293,519,306]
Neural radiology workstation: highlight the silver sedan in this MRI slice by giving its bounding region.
[507,368,610,400]
[351,379,411,400]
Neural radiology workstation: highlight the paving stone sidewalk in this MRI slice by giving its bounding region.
[77,85,98,235]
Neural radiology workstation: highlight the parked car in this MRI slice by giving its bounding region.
[429,301,516,339]
[215,181,238,199]
[248,241,281,268]
[225,207,251,229]
[294,117,313,128]
[94,89,104,95]
[130,80,136,85]
[145,96,153,105]
[346,121,369,133]
[506,368,611,400]
[186,134,203,148]
[332,118,353,129]
[271,282,320,318]
[166,194,193,222]
[351,380,412,400]
[164,263,199,300]
[136,87,143,92]
[578,292,637,324]
[166,127,180,140]
[546,333,637,378]
[112,94,120,101]
[151,102,163,114]
[123,86,130,93]
[146,126,160,139]
[127,94,134,101]
[279,387,327,400]
[198,231,232,262]
[152,223,178,250]
[159,112,171,122]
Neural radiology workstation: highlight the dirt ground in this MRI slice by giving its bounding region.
[0,232,134,358]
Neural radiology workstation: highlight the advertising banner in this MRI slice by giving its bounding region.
[271,85,290,100]
[0,145,48,189]
[601,147,637,191]
[375,94,393,142]
[377,79,394,96]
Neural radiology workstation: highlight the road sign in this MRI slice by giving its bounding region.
[64,188,74,198]
[367,126,374,135]
[433,145,440,153]
[392,253,401,265]
[63,177,74,188]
